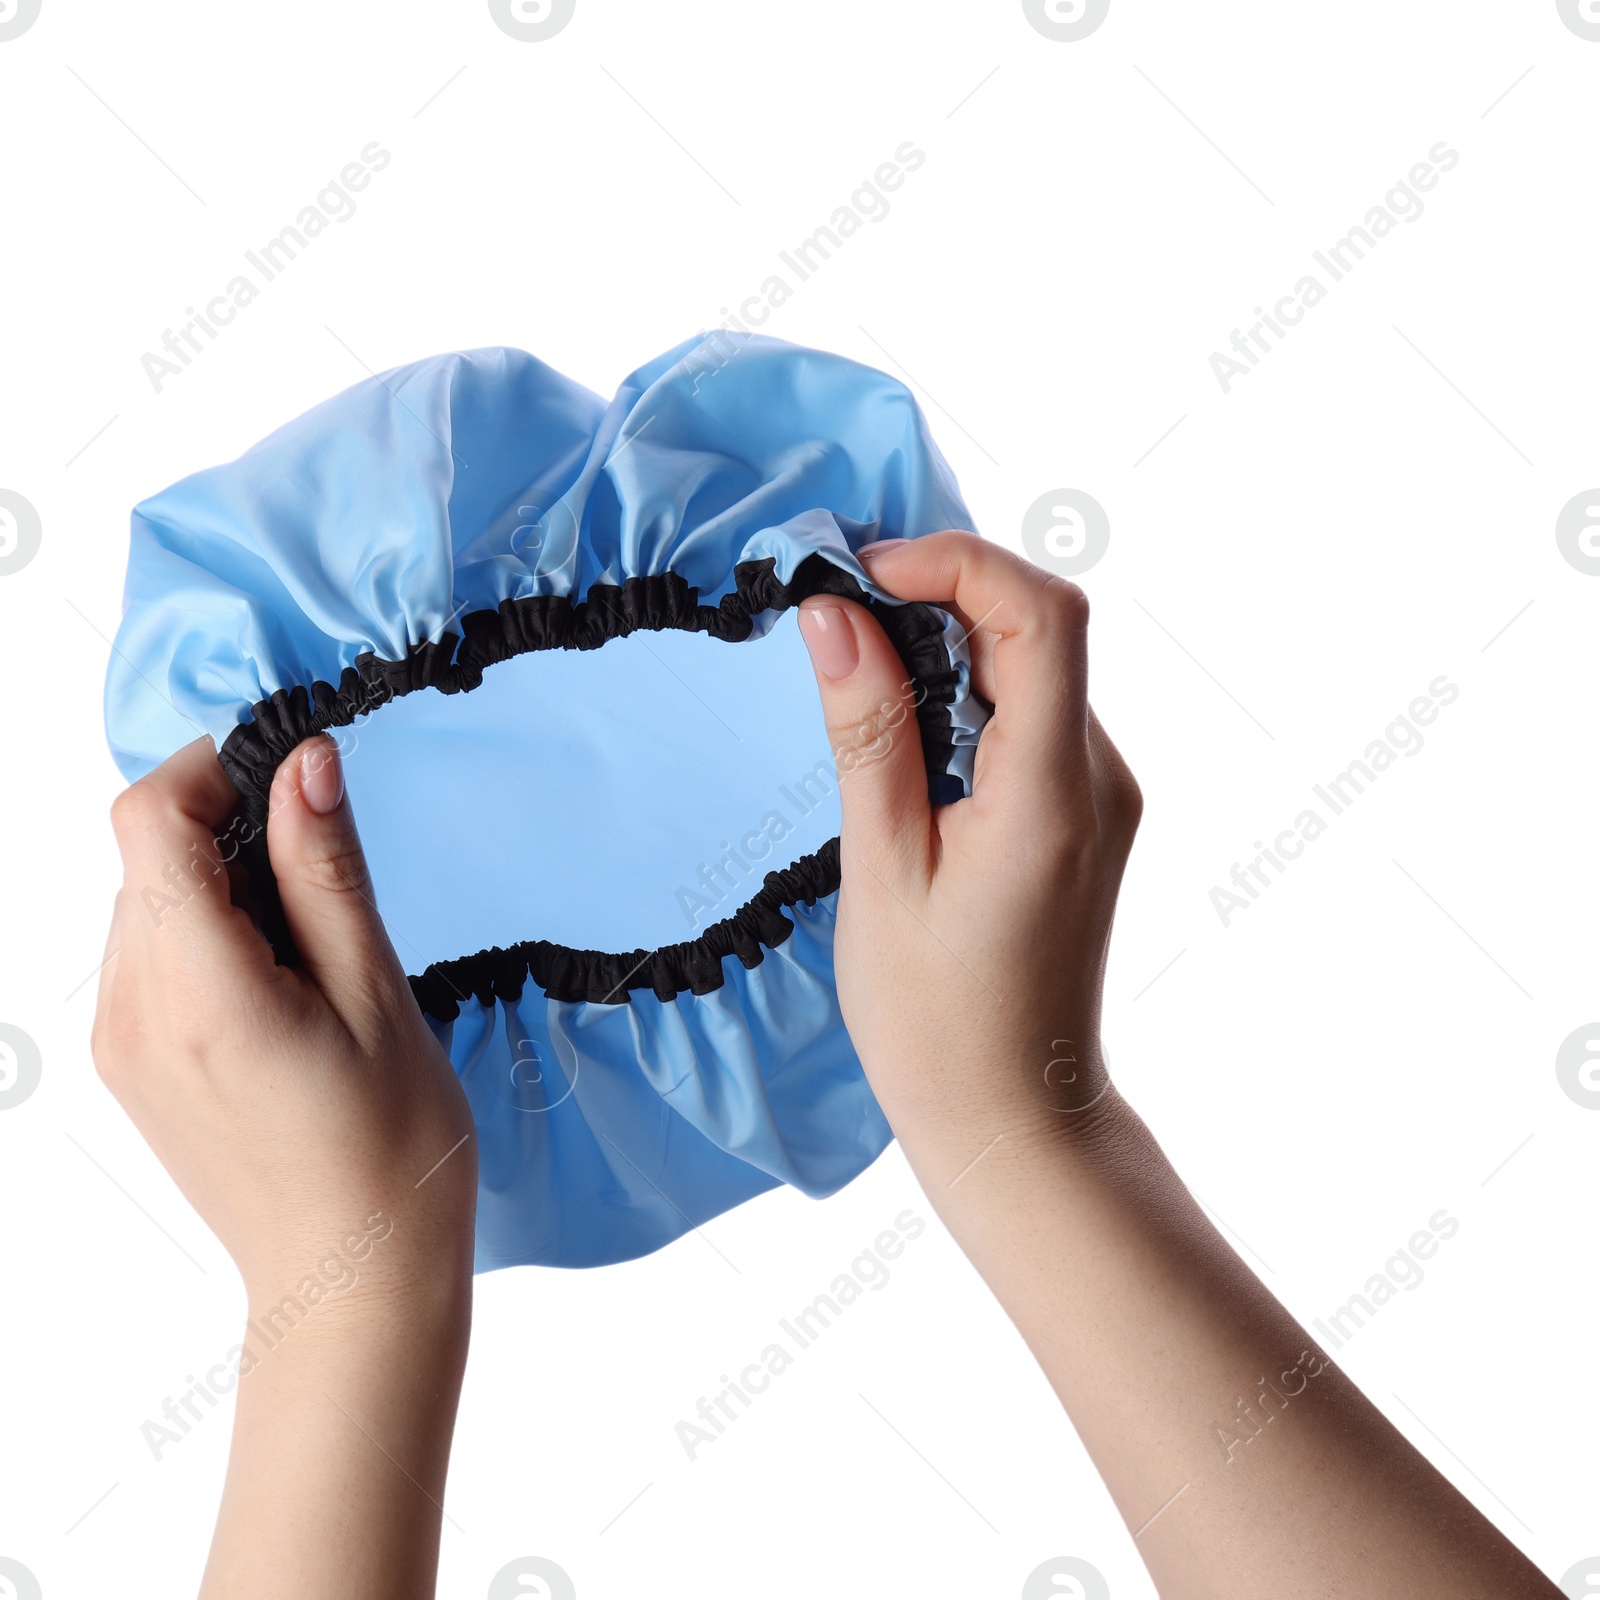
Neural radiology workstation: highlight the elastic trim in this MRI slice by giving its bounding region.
[217,553,959,1016]
[411,839,841,1021]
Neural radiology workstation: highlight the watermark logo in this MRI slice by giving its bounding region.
[1556,1023,1600,1110]
[140,1211,394,1461]
[1555,489,1600,574]
[1561,1557,1600,1598]
[1557,0,1600,41]
[0,491,41,576]
[0,1559,41,1600]
[1035,1035,1111,1116]
[0,0,41,42]
[482,1018,579,1116]
[488,0,575,41]
[1021,489,1109,577]
[1209,674,1459,927]
[1209,1348,1329,1464]
[674,1210,927,1461]
[0,1025,41,1111]
[1021,1556,1110,1599]
[1022,0,1110,43]
[140,142,392,394]
[1209,142,1459,394]
[698,141,926,348]
[507,498,577,567]
[1308,1209,1460,1352]
[488,1556,576,1599]
[674,757,835,930]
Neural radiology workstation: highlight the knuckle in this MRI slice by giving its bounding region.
[88,1020,114,1082]
[936,528,983,561]
[1006,557,1088,633]
[1043,577,1090,628]
[1098,746,1143,837]
[90,1009,134,1090]
[298,839,371,898]
[109,780,166,840]
[1011,542,1063,588]
[1116,771,1145,833]
[826,696,910,775]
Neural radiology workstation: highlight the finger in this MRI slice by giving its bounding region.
[109,735,272,966]
[858,531,1090,789]
[266,736,410,1037]
[860,531,1089,725]
[796,596,934,886]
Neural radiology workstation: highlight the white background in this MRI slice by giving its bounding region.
[0,2,1595,1596]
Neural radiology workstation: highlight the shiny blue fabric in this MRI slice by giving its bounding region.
[104,333,986,1270]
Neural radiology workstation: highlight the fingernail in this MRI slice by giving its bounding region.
[299,739,345,815]
[858,539,907,561]
[798,601,860,680]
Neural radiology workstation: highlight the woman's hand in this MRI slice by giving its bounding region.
[92,734,476,1600]
[797,532,1558,1600]
[797,530,1142,1171]
[93,734,476,1300]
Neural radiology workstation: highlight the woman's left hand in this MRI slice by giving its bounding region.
[92,733,477,1600]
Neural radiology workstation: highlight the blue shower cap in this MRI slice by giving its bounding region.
[105,332,987,1270]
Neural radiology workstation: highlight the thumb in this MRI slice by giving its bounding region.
[797,597,933,885]
[267,736,410,1032]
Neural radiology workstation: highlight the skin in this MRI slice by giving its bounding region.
[93,735,477,1599]
[91,530,1560,1598]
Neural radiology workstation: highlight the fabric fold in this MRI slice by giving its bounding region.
[104,332,987,1272]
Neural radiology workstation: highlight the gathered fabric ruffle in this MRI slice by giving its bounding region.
[409,839,842,1018]
[218,554,958,999]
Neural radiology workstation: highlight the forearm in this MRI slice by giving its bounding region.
[200,1275,471,1600]
[798,537,1560,1593]
[893,1086,1556,1600]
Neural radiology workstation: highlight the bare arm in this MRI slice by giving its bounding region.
[93,736,477,1599]
[796,532,1558,1600]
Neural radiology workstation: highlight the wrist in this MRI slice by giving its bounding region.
[237,1186,473,1321]
[235,1276,471,1401]
[861,1017,1119,1171]
[895,1081,1127,1191]
[239,1243,472,1373]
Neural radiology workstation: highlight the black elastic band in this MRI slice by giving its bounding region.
[410,839,843,1021]
[217,554,959,1017]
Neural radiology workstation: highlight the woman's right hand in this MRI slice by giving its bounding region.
[799,531,1559,1600]
[796,530,1143,1174]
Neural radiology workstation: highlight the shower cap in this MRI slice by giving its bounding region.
[105,332,987,1271]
